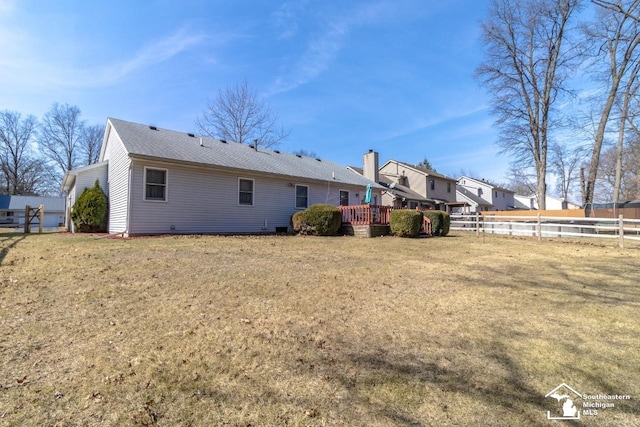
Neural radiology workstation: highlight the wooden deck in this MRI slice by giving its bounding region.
[338,205,432,236]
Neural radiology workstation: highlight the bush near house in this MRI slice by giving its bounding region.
[441,211,450,236]
[390,209,423,238]
[292,204,341,236]
[71,180,108,233]
[422,211,451,236]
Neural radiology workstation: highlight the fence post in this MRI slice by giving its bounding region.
[38,204,44,234]
[619,214,624,249]
[24,205,31,233]
[537,213,542,241]
[475,212,480,237]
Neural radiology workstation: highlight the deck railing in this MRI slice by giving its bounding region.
[338,205,433,235]
[338,204,392,225]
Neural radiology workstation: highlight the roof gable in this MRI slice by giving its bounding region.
[457,187,492,206]
[380,160,457,182]
[458,176,515,193]
[107,118,382,188]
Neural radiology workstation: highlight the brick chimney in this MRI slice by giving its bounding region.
[363,149,379,183]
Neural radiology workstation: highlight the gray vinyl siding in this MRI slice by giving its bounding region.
[102,129,131,233]
[127,160,370,235]
[73,164,108,201]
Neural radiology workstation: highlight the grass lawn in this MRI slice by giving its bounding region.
[1,232,638,426]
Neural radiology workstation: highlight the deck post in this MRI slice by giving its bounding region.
[39,204,44,234]
[24,205,31,234]
[619,214,624,249]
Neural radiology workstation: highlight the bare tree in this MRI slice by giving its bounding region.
[476,0,581,210]
[595,140,638,200]
[0,110,47,195]
[38,103,85,180]
[504,163,538,195]
[195,79,289,148]
[612,62,640,202]
[549,142,588,201]
[80,124,105,165]
[592,0,640,21]
[625,118,640,196]
[582,1,640,204]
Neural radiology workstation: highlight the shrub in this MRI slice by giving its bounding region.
[292,204,341,236]
[71,179,108,233]
[441,211,450,236]
[390,210,422,238]
[423,210,443,236]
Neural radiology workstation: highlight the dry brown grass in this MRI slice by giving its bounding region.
[1,232,639,426]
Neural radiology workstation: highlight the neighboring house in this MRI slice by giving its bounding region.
[348,151,458,211]
[62,118,383,236]
[346,166,427,207]
[455,186,493,213]
[514,194,581,210]
[0,195,65,228]
[457,176,515,211]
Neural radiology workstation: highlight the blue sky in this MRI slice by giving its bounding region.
[0,0,507,181]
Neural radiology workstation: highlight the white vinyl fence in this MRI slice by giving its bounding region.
[450,213,640,248]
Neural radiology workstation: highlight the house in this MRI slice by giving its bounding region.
[0,195,65,228]
[62,118,383,236]
[348,151,458,211]
[454,186,493,213]
[62,161,108,232]
[457,176,515,211]
[514,194,581,210]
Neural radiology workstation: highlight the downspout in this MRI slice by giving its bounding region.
[125,160,133,236]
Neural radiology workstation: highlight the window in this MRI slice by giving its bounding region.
[447,182,451,193]
[477,188,482,197]
[295,185,308,209]
[429,179,435,190]
[238,178,254,206]
[144,167,167,201]
[339,190,349,206]
[494,190,498,198]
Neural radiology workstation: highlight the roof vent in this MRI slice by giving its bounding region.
[296,154,302,158]
[187,133,195,137]
[149,125,158,131]
[315,158,321,162]
[274,150,280,154]
[220,139,227,144]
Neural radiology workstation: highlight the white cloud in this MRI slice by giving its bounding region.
[96,28,206,84]
[272,1,309,40]
[0,26,207,90]
[378,105,490,142]
[268,1,404,95]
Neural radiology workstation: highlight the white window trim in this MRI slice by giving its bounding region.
[295,184,309,209]
[238,177,255,207]
[143,166,168,202]
[339,189,350,206]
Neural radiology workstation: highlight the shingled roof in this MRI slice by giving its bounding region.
[107,118,382,188]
